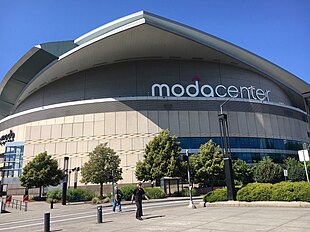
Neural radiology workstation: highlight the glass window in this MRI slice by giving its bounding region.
[3,143,24,178]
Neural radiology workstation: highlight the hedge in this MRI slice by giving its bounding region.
[120,185,136,201]
[236,182,310,202]
[203,188,227,203]
[237,183,273,201]
[182,188,198,197]
[47,188,94,202]
[46,189,62,202]
[66,188,94,202]
[145,187,166,199]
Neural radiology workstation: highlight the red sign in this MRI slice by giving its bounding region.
[23,195,29,203]
[6,195,12,204]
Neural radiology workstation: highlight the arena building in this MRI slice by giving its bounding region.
[0,11,310,186]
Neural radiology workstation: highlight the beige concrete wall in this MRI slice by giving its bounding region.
[0,109,309,186]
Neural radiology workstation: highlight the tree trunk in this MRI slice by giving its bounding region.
[100,183,103,198]
[39,186,42,198]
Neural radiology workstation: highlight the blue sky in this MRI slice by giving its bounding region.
[0,0,309,84]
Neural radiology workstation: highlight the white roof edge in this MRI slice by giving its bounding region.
[74,11,145,45]
[59,18,146,60]
[3,10,309,107]
[0,46,41,93]
[67,10,310,94]
[141,12,310,94]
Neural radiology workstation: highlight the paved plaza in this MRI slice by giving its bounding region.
[1,199,310,231]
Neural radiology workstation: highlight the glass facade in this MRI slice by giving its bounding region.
[177,137,304,164]
[3,142,24,178]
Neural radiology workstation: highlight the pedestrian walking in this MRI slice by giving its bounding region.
[131,182,149,220]
[112,186,123,212]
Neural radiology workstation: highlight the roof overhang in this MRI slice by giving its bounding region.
[0,11,309,120]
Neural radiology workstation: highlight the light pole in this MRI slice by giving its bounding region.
[219,113,236,200]
[62,156,69,205]
[218,96,238,201]
[111,170,115,203]
[185,150,196,209]
[0,166,4,198]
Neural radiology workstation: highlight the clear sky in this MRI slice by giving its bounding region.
[1,0,309,84]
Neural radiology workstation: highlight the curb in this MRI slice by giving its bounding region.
[202,201,310,208]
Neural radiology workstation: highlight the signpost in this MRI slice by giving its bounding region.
[283,169,288,181]
[298,149,309,182]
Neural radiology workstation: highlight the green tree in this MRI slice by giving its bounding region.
[284,157,306,181]
[81,143,122,197]
[190,140,224,188]
[233,159,253,185]
[19,152,63,197]
[135,129,183,183]
[254,156,283,183]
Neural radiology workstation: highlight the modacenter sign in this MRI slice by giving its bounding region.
[151,80,270,102]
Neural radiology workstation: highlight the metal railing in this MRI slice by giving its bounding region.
[0,197,28,212]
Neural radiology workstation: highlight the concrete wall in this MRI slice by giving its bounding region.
[1,108,308,185]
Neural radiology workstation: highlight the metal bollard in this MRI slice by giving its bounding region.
[44,212,50,232]
[97,205,102,223]
[50,200,53,209]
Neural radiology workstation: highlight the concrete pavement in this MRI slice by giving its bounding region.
[1,198,310,231]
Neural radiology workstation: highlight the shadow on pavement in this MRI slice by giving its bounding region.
[143,215,165,220]
[102,220,113,223]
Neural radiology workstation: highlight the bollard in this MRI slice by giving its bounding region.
[50,200,53,209]
[44,212,50,232]
[97,205,102,223]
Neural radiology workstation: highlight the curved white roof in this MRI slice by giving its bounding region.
[0,11,309,120]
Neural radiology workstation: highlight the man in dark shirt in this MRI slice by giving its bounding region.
[131,182,149,220]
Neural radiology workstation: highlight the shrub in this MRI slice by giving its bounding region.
[145,187,166,199]
[253,156,283,183]
[271,182,299,201]
[237,182,310,202]
[92,196,101,204]
[46,189,62,202]
[233,159,254,184]
[66,188,94,202]
[203,188,227,203]
[297,182,310,202]
[237,183,273,201]
[120,185,136,201]
[182,188,198,197]
[91,195,110,204]
[284,157,306,182]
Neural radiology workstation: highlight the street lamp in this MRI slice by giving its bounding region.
[185,150,196,209]
[0,166,4,198]
[111,170,115,203]
[62,156,69,205]
[218,96,238,201]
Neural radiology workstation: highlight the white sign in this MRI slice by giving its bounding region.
[151,80,270,102]
[298,150,309,162]
[283,170,288,177]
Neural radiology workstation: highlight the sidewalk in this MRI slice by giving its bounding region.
[1,198,310,232]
